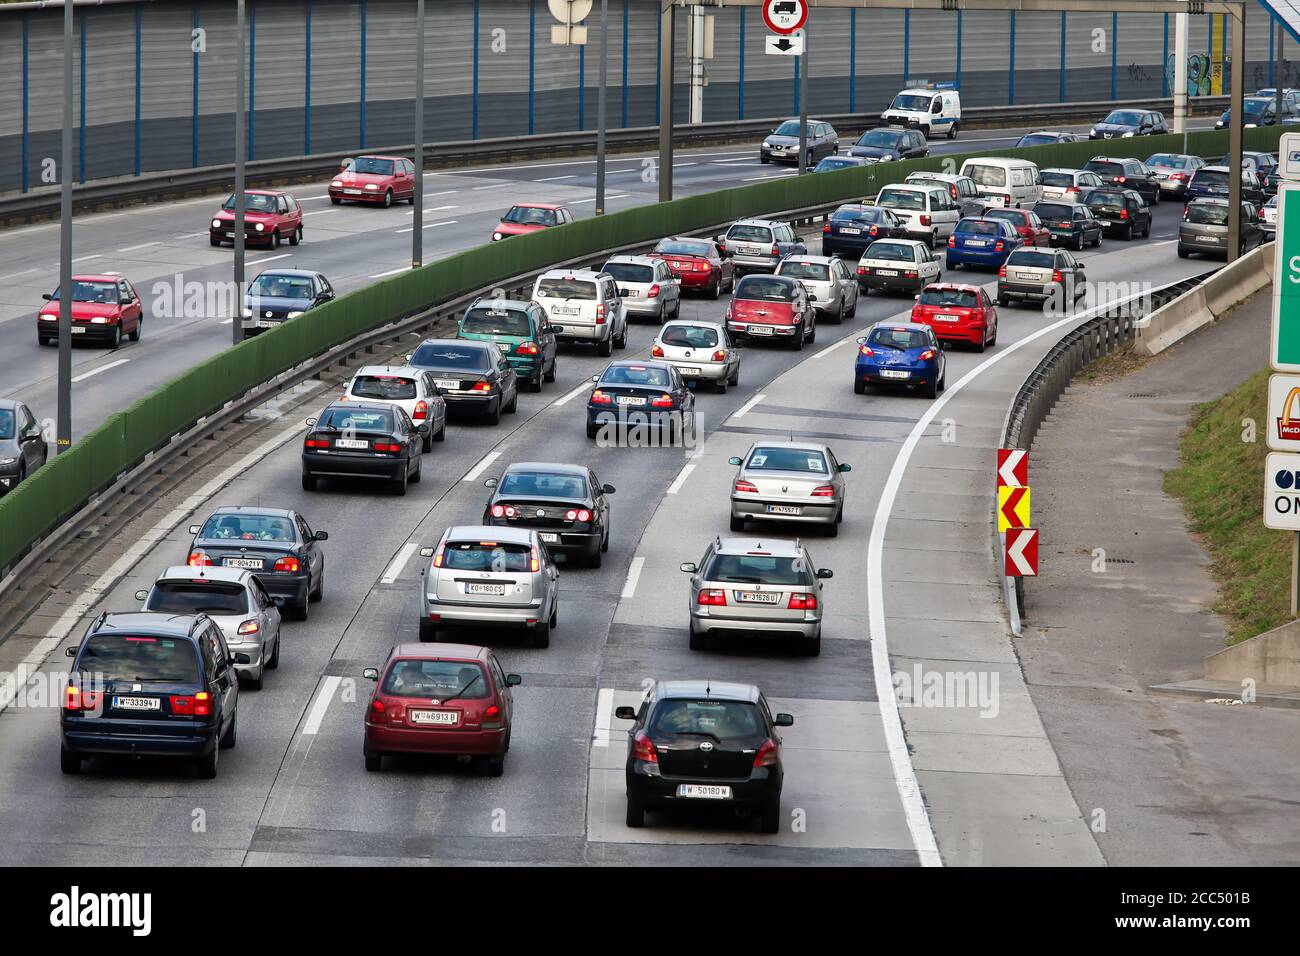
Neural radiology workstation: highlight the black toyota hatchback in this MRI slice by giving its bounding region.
[481,461,616,568]
[616,680,793,833]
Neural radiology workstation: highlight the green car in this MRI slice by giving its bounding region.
[456,298,560,392]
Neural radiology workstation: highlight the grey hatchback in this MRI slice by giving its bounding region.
[728,441,851,535]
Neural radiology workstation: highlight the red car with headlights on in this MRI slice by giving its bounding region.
[984,207,1051,247]
[910,282,999,351]
[210,189,303,248]
[37,274,143,348]
[329,154,416,207]
[362,643,521,776]
[649,235,735,298]
[492,203,573,242]
[725,273,815,350]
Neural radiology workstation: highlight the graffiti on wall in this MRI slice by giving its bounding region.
[1165,53,1214,96]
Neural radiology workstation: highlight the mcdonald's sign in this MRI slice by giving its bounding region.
[1267,375,1300,451]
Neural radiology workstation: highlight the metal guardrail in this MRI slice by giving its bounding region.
[0,96,1229,226]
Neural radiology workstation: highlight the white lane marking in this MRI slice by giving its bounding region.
[813,335,856,359]
[463,450,501,483]
[425,189,458,197]
[672,162,699,168]
[71,254,103,264]
[729,392,765,420]
[473,183,504,190]
[551,380,591,407]
[405,204,458,215]
[665,460,697,495]
[218,317,234,325]
[381,542,418,585]
[592,687,615,748]
[302,676,342,736]
[70,358,129,383]
[173,231,210,239]
[394,219,458,235]
[251,252,294,265]
[537,175,577,182]
[117,241,160,252]
[568,194,629,204]
[303,209,338,217]
[620,556,645,599]
[0,268,37,281]
[296,194,331,202]
[369,265,410,279]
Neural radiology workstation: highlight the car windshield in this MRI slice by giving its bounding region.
[660,324,719,349]
[77,634,199,683]
[223,193,278,213]
[1242,99,1270,116]
[602,262,655,283]
[745,447,829,473]
[601,365,671,387]
[958,220,1000,236]
[857,130,902,148]
[502,206,558,226]
[918,289,977,308]
[441,541,532,572]
[248,274,313,299]
[704,553,808,585]
[536,278,597,300]
[864,241,914,262]
[411,343,491,369]
[649,699,763,740]
[1103,110,1143,125]
[1017,133,1059,147]
[778,261,830,281]
[1035,203,1074,220]
[869,327,930,349]
[1195,169,1230,186]
[1147,154,1188,168]
[727,224,775,242]
[350,375,417,400]
[877,187,925,209]
[48,281,118,303]
[383,660,489,699]
[891,93,932,111]
[1039,171,1076,187]
[734,276,795,301]
[772,121,804,136]
[1007,251,1056,267]
[316,408,395,432]
[462,307,532,336]
[499,471,588,498]
[352,157,395,175]
[964,164,1008,187]
[147,581,249,616]
[199,514,295,541]
[655,239,713,257]
[1188,204,1229,225]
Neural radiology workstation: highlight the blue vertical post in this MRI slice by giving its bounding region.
[903,11,910,85]
[622,0,629,127]
[79,9,86,183]
[739,7,746,119]
[134,7,141,176]
[1111,12,1118,101]
[472,0,479,138]
[1009,12,1016,105]
[360,0,367,148]
[956,11,963,90]
[1163,13,1170,96]
[849,10,856,113]
[249,1,256,160]
[1059,13,1066,102]
[192,3,199,168]
[528,0,535,134]
[579,42,586,130]
[305,0,312,155]
[21,15,28,193]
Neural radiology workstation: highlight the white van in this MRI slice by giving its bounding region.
[958,157,1043,209]
[874,183,961,248]
[881,85,962,139]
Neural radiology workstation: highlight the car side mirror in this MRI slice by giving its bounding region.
[914,294,920,301]
[856,336,867,345]
[134,589,149,601]
[314,531,328,541]
[484,477,499,488]
[42,293,53,301]
[602,483,616,494]
[66,646,77,658]
[506,673,523,686]
[363,667,379,681]
[419,547,435,557]
[839,463,852,473]
[188,524,201,535]
[728,456,743,466]
[406,354,414,363]
[774,713,795,727]
[305,417,317,427]
[231,653,252,666]
[591,374,600,382]
[680,562,698,573]
[816,568,834,579]
[615,706,637,720]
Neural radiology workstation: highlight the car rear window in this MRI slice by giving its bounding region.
[734,276,796,301]
[726,224,775,243]
[661,324,719,349]
[1035,203,1074,220]
[317,408,395,432]
[498,470,588,498]
[704,553,809,586]
[654,239,713,257]
[957,220,1000,236]
[869,327,930,348]
[877,187,925,209]
[1086,192,1125,208]
[1017,133,1059,147]
[601,365,672,388]
[964,164,1008,187]
[350,375,417,400]
[77,634,200,683]
[462,307,532,336]
[778,261,830,281]
[986,209,1026,226]
[1039,171,1076,187]
[1147,154,1188,168]
[602,262,655,283]
[1194,169,1229,187]
[411,343,491,369]
[746,447,829,473]
[383,660,489,699]
[832,206,882,223]
[1187,204,1229,225]
[649,699,763,740]
[199,513,295,541]
[816,158,859,171]
[536,278,597,300]
[1008,251,1056,268]
[1084,161,1124,178]
[147,581,249,616]
[352,157,395,176]
[918,288,978,308]
[441,541,532,572]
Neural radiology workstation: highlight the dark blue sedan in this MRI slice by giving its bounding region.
[585,360,696,443]
[242,269,335,336]
[854,322,946,398]
[945,218,1022,270]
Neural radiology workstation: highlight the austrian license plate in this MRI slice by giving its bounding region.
[112,696,160,711]
[737,590,781,603]
[966,240,988,247]
[552,306,580,315]
[875,269,898,277]
[766,504,802,515]
[435,380,460,390]
[677,784,732,799]
[409,709,459,726]
[1016,272,1038,280]
[839,227,862,235]
[466,582,507,595]
[71,327,86,334]
[345,188,362,195]
[539,533,559,543]
[223,557,263,569]
[1095,219,1111,227]
[880,369,910,379]
[677,366,702,375]
[748,325,773,335]
[931,313,959,322]
[616,396,646,405]
[1197,236,1219,243]
[496,342,510,352]
[334,439,369,449]
[740,245,765,256]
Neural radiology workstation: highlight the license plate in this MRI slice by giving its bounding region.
[931,313,959,322]
[880,369,910,379]
[677,784,732,800]
[409,709,459,726]
[112,696,160,711]
[345,188,362,195]
[435,379,460,390]
[71,327,86,334]
[223,557,263,569]
[1016,272,1038,280]
[616,396,646,405]
[839,227,862,235]
[496,342,510,352]
[466,582,507,595]
[740,245,765,255]
[334,439,368,449]
[748,325,773,335]
[552,306,580,316]
[737,590,781,603]
[677,366,702,375]
[539,533,558,543]
[966,240,988,247]
[875,269,898,276]
[1196,236,1219,243]
[766,504,803,515]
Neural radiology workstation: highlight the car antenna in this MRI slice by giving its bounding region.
[706,677,711,698]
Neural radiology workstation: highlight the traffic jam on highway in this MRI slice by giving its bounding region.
[0,0,1284,889]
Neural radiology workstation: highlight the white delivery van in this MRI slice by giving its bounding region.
[881,84,962,139]
[958,157,1043,209]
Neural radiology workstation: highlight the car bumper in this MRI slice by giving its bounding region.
[999,281,1058,300]
[588,408,682,431]
[209,227,276,245]
[856,363,942,386]
[302,452,405,481]
[328,186,387,202]
[821,238,872,258]
[37,322,121,342]
[226,639,266,678]
[761,147,801,164]
[365,722,507,757]
[727,322,800,339]
[1156,180,1188,194]
[61,723,219,759]
[689,608,822,639]
[664,359,729,381]
[672,271,716,291]
[627,762,780,808]
[484,520,601,558]
[554,324,611,343]
[730,495,839,524]
[730,255,783,272]
[1047,229,1083,245]
[1180,237,1229,253]
[946,249,1005,267]
[440,391,499,409]
[421,597,549,628]
[623,299,667,318]
[859,273,924,292]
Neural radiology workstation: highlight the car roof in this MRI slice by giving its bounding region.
[245,189,287,196]
[880,182,933,192]
[253,268,318,279]
[155,565,252,585]
[538,268,604,280]
[353,365,425,378]
[871,320,935,332]
[1040,167,1084,174]
[920,283,984,294]
[69,274,124,283]
[1086,156,1136,163]
[656,680,760,704]
[469,296,532,309]
[714,535,805,557]
[745,439,830,454]
[899,87,949,96]
[661,318,725,331]
[389,642,490,662]
[865,237,927,248]
[736,272,799,284]
[605,359,675,371]
[907,171,964,181]
[90,612,206,638]
[443,524,535,545]
[780,254,835,264]
[511,202,562,210]
[502,461,587,477]
[207,505,295,519]
[320,400,392,414]
[355,153,405,161]
[0,399,19,411]
[1200,165,1230,173]
[417,336,494,349]
[730,218,783,227]
[604,254,659,265]
[1189,197,1230,205]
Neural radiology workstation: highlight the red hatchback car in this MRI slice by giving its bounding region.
[492,203,573,242]
[910,282,999,351]
[984,207,1051,247]
[362,643,521,776]
[650,235,735,298]
[329,154,416,207]
[210,189,303,248]
[725,273,815,349]
[37,274,143,348]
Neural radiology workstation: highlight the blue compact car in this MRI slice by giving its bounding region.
[945,218,1022,270]
[853,321,946,398]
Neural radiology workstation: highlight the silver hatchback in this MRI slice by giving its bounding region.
[775,255,859,322]
[681,536,833,655]
[418,525,560,648]
[729,441,850,535]
[651,320,741,393]
[602,254,682,321]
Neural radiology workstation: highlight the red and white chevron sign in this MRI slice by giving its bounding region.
[997,448,1027,488]
[1005,528,1039,576]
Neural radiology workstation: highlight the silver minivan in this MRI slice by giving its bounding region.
[775,255,859,322]
[418,526,560,648]
[532,270,629,357]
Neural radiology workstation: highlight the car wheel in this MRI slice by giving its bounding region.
[925,377,939,399]
[267,631,281,669]
[129,317,142,342]
[1123,223,1133,241]
[271,229,281,248]
[760,800,782,833]
[708,278,720,299]
[482,754,506,777]
[825,517,839,537]
[614,324,628,349]
[210,235,222,246]
[597,337,613,357]
[715,378,728,394]
[418,617,438,642]
[987,324,997,346]
[544,359,557,383]
[803,636,822,657]
[586,421,599,439]
[409,458,422,483]
[364,753,382,772]
[383,189,393,208]
[947,122,958,140]
[1151,191,1160,206]
[289,225,302,246]
[330,196,342,206]
[108,324,121,349]
[1143,222,1151,238]
[729,513,745,532]
[792,324,805,351]
[38,335,52,347]
[244,667,264,692]
[393,468,408,497]
[505,389,519,413]
[728,365,739,386]
[196,745,219,780]
[760,154,770,164]
[688,625,706,652]
[1177,245,1189,259]
[421,431,434,453]
[1074,234,1084,251]
[626,797,646,828]
[531,621,551,649]
[806,318,816,344]
[60,745,81,775]
[485,398,502,425]
[854,377,866,395]
[530,372,543,393]
[1092,232,1102,248]
[292,594,309,622]
[301,473,316,492]
[975,332,987,354]
[433,419,446,442]
[926,231,936,250]
[588,547,603,569]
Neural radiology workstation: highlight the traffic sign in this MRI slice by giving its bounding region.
[1005,528,1039,576]
[1264,452,1300,529]
[1270,183,1300,371]
[997,486,1030,532]
[1281,132,1300,181]
[762,0,807,35]
[548,0,591,45]
[1267,374,1300,450]
[765,32,804,56]
[997,448,1027,488]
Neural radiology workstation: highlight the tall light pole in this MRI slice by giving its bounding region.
[233,0,246,345]
[57,0,73,453]
[658,0,674,203]
[595,0,609,215]
[413,0,425,268]
[798,27,808,175]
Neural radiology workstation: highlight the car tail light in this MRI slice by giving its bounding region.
[857,266,867,275]
[470,382,493,392]
[169,694,196,716]
[632,732,659,763]
[920,214,932,226]
[432,544,446,568]
[903,271,917,279]
[373,442,401,452]
[530,547,541,573]
[64,685,101,712]
[564,509,592,522]
[947,236,956,248]
[369,698,386,721]
[994,240,1005,252]
[734,479,758,493]
[237,620,259,636]
[1066,185,1081,194]
[412,400,428,421]
[482,703,504,729]
[193,692,213,717]
[770,244,780,255]
[1119,209,1129,220]
[1116,175,1127,183]
[788,592,818,611]
[651,344,664,357]
[859,345,874,356]
[1171,172,1188,181]
[188,551,213,567]
[590,389,613,405]
[516,341,540,355]
[949,184,958,199]
[754,738,780,767]
[650,393,674,408]
[712,349,726,361]
[304,438,329,449]
[647,284,661,299]
[694,260,710,272]
[491,504,505,518]
[823,223,831,234]
[697,588,727,606]
[273,556,301,573]
[811,485,836,497]
[998,265,1007,278]
[1052,270,1063,283]
[596,303,607,325]
[869,225,878,236]
[1003,194,1012,205]
[919,349,936,361]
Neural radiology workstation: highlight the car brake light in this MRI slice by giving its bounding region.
[373,442,401,452]
[530,547,540,573]
[1116,175,1126,183]
[1003,194,1012,205]
[304,438,329,448]
[64,685,101,712]
[811,485,836,497]
[169,694,196,716]
[754,738,780,767]
[237,620,259,635]
[823,223,831,233]
[1052,270,1063,283]
[647,284,661,299]
[188,551,213,567]
[370,698,386,719]
[788,592,818,610]
[920,214,932,226]
[697,588,727,606]
[869,225,878,236]
[506,506,518,518]
[949,184,958,199]
[590,389,613,405]
[919,349,936,361]
[695,260,710,272]
[859,345,874,356]
[857,266,867,275]
[516,341,540,355]
[734,479,758,493]
[432,544,446,568]
[273,556,301,573]
[771,245,780,255]
[1066,185,1080,194]
[633,732,659,763]
[483,703,504,729]
[947,235,956,248]
[903,271,917,279]
[412,400,428,421]
[712,349,726,361]
[1171,172,1188,181]
[1119,209,1129,220]
[650,393,674,408]
[994,240,1005,252]
[491,504,505,518]
[651,344,664,357]
[470,382,493,392]
[564,508,592,522]
[596,303,607,324]
[194,691,213,717]
[998,265,1007,278]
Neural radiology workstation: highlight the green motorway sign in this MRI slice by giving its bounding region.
[1273,184,1300,372]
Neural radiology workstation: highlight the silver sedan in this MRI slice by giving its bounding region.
[775,255,859,322]
[651,320,741,393]
[728,441,851,536]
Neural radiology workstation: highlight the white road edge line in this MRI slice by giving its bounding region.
[551,381,591,407]
[620,556,646,599]
[381,542,419,585]
[592,688,615,748]
[729,393,765,420]
[395,219,458,235]
[813,335,856,360]
[369,266,410,279]
[70,358,129,383]
[302,676,342,736]
[665,461,697,495]
[251,253,294,265]
[463,450,501,483]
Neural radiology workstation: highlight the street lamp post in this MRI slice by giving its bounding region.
[57,0,73,453]
[596,0,609,214]
[413,0,425,268]
[234,0,247,345]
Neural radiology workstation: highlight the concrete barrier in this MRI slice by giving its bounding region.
[1135,244,1270,356]
[1205,618,1300,687]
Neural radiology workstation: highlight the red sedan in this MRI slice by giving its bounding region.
[984,208,1051,247]
[492,203,573,242]
[329,154,416,207]
[362,643,521,776]
[37,274,143,348]
[209,189,303,248]
[650,236,735,298]
[910,282,999,351]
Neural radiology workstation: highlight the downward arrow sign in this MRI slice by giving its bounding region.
[774,38,793,51]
